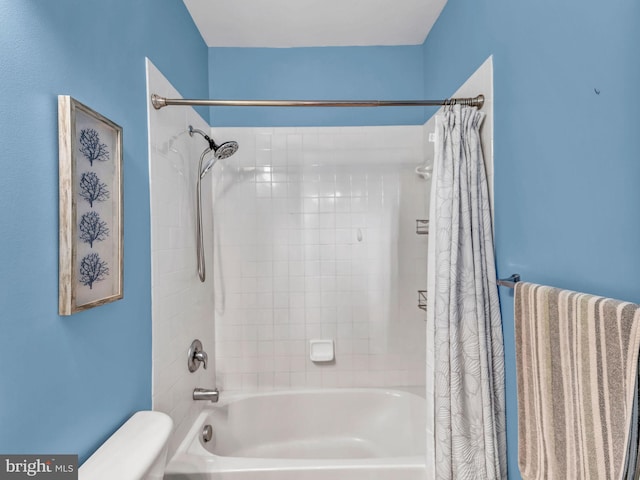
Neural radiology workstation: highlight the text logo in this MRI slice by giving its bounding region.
[0,456,77,480]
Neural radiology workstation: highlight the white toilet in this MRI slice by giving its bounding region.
[79,411,173,480]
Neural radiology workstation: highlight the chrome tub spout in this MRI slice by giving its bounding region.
[193,388,219,403]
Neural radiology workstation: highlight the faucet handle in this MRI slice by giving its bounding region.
[194,350,208,369]
[187,339,208,373]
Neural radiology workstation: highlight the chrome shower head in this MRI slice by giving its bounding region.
[188,125,239,177]
[189,126,240,284]
[214,141,238,160]
[200,151,217,179]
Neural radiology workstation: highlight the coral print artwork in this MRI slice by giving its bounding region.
[58,96,123,315]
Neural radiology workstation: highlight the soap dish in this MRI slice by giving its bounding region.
[309,339,334,362]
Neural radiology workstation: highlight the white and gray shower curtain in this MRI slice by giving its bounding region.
[426,105,506,479]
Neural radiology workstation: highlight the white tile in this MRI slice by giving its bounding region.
[290,293,305,309]
[303,213,319,229]
[210,125,428,394]
[303,198,319,213]
[242,373,259,390]
[303,229,320,245]
[319,245,336,261]
[289,261,305,276]
[290,372,307,387]
[255,152,272,170]
[305,277,321,291]
[306,372,323,388]
[335,197,351,213]
[273,262,288,277]
[305,292,322,308]
[274,372,291,388]
[305,308,321,324]
[305,261,320,276]
[289,340,306,356]
[274,325,289,340]
[256,133,272,150]
[256,183,272,197]
[287,134,303,150]
[305,324,322,338]
[319,230,335,245]
[289,324,306,339]
[273,308,289,324]
[321,324,337,337]
[289,356,307,372]
[319,197,335,213]
[272,182,287,198]
[258,372,275,390]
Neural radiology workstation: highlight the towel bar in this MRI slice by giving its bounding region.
[497,274,521,288]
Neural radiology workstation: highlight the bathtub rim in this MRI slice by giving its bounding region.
[164,387,427,474]
[198,386,424,406]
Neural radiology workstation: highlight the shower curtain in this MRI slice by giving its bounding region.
[426,105,506,479]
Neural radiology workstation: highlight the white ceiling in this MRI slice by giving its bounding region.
[183,0,448,48]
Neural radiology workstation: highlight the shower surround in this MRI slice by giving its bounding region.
[147,59,430,459]
[147,52,492,468]
[146,60,216,458]
[211,125,429,392]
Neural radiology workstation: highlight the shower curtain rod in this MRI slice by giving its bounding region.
[150,94,484,110]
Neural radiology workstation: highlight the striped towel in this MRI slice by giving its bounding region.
[515,282,640,480]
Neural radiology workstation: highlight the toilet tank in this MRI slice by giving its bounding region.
[79,411,173,480]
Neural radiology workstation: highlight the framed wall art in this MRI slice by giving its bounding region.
[58,96,123,315]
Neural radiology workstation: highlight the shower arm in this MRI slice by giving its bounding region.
[190,126,216,151]
[151,94,484,110]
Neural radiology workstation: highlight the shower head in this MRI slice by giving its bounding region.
[214,140,239,160]
[200,151,217,179]
[188,125,239,177]
[189,127,239,283]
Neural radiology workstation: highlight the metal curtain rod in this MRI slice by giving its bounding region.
[150,94,484,110]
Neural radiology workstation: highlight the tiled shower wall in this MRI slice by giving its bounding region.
[146,60,216,457]
[211,125,430,392]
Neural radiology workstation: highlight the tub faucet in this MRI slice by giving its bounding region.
[193,387,219,403]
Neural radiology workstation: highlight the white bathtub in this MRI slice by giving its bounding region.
[164,388,427,480]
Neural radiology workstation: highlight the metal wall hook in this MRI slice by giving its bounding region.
[416,219,429,235]
[418,290,428,311]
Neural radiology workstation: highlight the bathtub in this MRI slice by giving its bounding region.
[164,388,427,480]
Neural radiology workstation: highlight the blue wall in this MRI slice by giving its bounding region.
[422,0,640,478]
[0,0,207,462]
[209,46,425,126]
